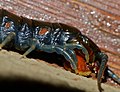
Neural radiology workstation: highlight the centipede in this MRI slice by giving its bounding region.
[0,8,120,92]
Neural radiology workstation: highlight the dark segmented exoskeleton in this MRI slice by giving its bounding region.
[0,8,120,92]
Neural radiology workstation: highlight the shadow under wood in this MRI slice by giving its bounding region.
[0,77,85,92]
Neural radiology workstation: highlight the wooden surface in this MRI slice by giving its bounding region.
[0,0,120,91]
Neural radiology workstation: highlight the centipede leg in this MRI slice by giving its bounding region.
[65,44,89,63]
[65,49,78,66]
[21,39,37,58]
[107,68,120,84]
[96,52,108,92]
[54,46,77,70]
[0,32,16,50]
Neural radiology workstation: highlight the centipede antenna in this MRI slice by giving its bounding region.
[107,68,120,84]
[0,32,16,50]
[21,39,37,58]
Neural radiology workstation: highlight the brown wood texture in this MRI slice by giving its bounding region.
[0,0,120,78]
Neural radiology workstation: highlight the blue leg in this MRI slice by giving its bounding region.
[96,52,108,92]
[21,39,37,58]
[35,43,89,71]
[36,44,77,70]
[0,32,16,49]
[38,44,89,71]
[107,68,120,84]
[65,48,78,65]
[54,46,77,70]
[65,44,89,63]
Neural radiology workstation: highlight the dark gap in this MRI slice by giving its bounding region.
[28,51,65,66]
[5,47,66,68]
